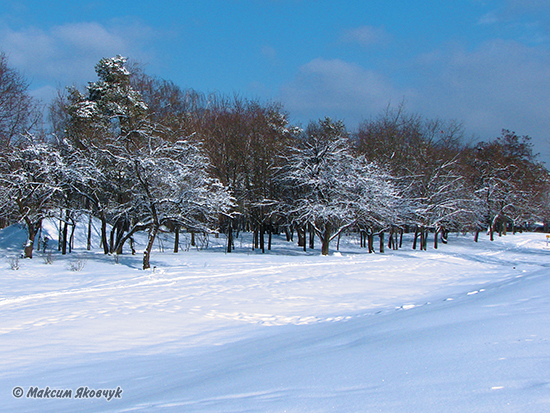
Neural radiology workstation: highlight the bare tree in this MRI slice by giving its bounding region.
[0,53,40,149]
[461,130,550,240]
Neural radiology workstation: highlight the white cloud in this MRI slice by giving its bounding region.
[340,26,391,47]
[280,58,406,126]
[279,39,550,162]
[478,12,499,25]
[410,39,550,161]
[0,20,154,89]
[505,0,550,13]
[261,45,278,64]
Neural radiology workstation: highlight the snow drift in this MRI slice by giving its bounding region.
[0,223,549,412]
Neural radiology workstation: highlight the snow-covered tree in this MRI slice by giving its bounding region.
[409,156,477,249]
[65,56,233,268]
[112,137,233,269]
[279,118,396,255]
[0,136,65,258]
[462,130,550,240]
[353,157,403,252]
[65,55,154,254]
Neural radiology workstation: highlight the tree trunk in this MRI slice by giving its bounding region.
[297,224,305,248]
[441,230,448,244]
[174,225,180,253]
[143,224,159,270]
[100,212,109,254]
[379,231,385,253]
[115,223,148,255]
[268,227,272,251]
[58,210,63,251]
[321,224,331,256]
[309,223,315,249]
[285,226,292,242]
[434,228,439,249]
[109,221,117,254]
[61,209,69,255]
[114,220,127,253]
[69,218,76,253]
[368,232,374,253]
[227,219,233,253]
[23,218,41,259]
[87,213,92,250]
[413,227,419,250]
[260,224,265,253]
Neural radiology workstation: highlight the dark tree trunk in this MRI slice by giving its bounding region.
[227,219,233,253]
[114,220,127,254]
[285,226,293,242]
[309,223,315,249]
[143,224,159,270]
[109,221,117,254]
[174,225,180,253]
[260,224,265,253]
[297,224,305,248]
[379,231,385,253]
[69,217,76,253]
[321,224,331,256]
[87,213,92,251]
[368,232,374,253]
[58,211,63,251]
[100,212,109,255]
[61,210,69,255]
[191,231,196,247]
[115,223,148,255]
[441,230,448,244]
[489,217,496,241]
[23,218,41,259]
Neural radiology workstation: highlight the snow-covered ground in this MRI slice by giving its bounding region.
[1,220,549,412]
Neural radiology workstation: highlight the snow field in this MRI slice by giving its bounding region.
[0,222,549,412]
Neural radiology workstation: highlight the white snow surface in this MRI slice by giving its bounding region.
[1,220,549,412]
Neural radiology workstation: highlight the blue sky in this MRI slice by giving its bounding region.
[2,0,550,160]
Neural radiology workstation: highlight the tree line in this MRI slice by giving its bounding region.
[1,54,548,268]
